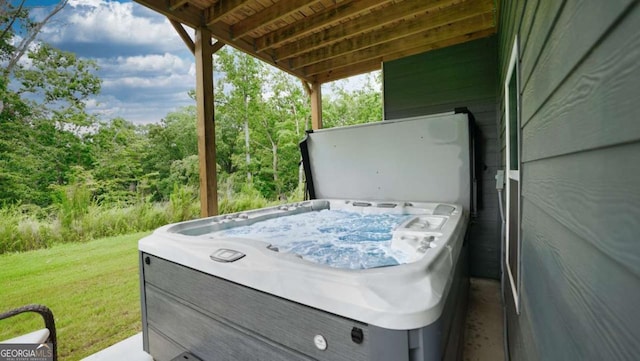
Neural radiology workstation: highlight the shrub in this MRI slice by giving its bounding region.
[0,182,298,254]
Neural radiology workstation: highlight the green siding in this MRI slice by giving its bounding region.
[499,0,640,360]
[383,37,500,280]
[383,37,497,119]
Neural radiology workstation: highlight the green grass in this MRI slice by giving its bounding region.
[0,232,148,360]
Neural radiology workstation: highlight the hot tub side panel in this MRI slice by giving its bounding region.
[140,242,468,361]
[141,253,371,361]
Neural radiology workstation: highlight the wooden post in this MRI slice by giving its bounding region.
[310,82,322,130]
[195,28,218,217]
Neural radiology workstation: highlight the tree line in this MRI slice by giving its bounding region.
[1,45,382,207]
[1,2,381,252]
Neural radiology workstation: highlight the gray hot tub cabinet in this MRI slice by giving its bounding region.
[139,243,468,361]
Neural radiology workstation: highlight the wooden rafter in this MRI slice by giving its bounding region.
[313,28,496,83]
[302,13,494,76]
[230,0,323,40]
[255,0,392,52]
[169,0,189,11]
[134,0,498,84]
[274,0,462,62]
[204,20,308,81]
[312,59,382,84]
[383,28,496,62]
[140,0,202,27]
[206,0,249,26]
[291,0,494,70]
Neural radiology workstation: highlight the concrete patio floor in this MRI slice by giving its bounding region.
[463,278,505,361]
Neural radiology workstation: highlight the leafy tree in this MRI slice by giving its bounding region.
[214,110,242,175]
[14,44,100,127]
[251,69,307,199]
[323,72,382,128]
[166,154,199,191]
[89,118,150,204]
[1,0,67,76]
[215,48,263,183]
[0,0,100,206]
[143,106,198,200]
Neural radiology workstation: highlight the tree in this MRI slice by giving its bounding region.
[252,69,307,199]
[215,48,263,183]
[15,44,100,127]
[89,118,150,204]
[1,0,68,77]
[143,106,199,200]
[0,1,101,206]
[323,72,382,128]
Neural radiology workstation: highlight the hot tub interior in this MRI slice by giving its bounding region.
[170,200,455,270]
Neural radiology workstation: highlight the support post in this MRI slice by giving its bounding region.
[195,27,218,217]
[310,82,322,130]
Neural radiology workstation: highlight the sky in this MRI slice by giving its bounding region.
[29,0,196,124]
[20,0,376,124]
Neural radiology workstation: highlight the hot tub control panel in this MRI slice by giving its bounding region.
[210,248,245,262]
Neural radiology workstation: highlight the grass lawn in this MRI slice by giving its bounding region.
[0,232,149,360]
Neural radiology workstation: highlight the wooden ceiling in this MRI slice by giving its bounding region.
[133,0,497,83]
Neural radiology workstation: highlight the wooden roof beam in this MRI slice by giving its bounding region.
[205,20,310,82]
[312,59,382,84]
[291,0,494,70]
[303,13,495,76]
[255,0,392,52]
[136,0,203,27]
[211,40,225,54]
[275,0,463,62]
[231,0,324,40]
[381,28,496,63]
[170,19,195,54]
[205,0,249,26]
[169,0,189,11]
[313,28,496,83]
[300,80,311,96]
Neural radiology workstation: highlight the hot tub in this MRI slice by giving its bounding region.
[139,199,469,361]
[140,110,476,360]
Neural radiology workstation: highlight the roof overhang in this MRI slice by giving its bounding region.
[133,0,497,83]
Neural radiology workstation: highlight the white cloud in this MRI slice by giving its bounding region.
[69,0,104,8]
[102,73,192,90]
[43,0,185,53]
[32,0,196,123]
[98,53,191,75]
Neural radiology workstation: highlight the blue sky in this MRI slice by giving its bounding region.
[26,0,194,123]
[21,0,375,124]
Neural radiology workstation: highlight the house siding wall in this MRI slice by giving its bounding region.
[498,0,640,360]
[383,36,500,280]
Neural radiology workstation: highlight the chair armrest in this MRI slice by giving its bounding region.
[0,304,57,361]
